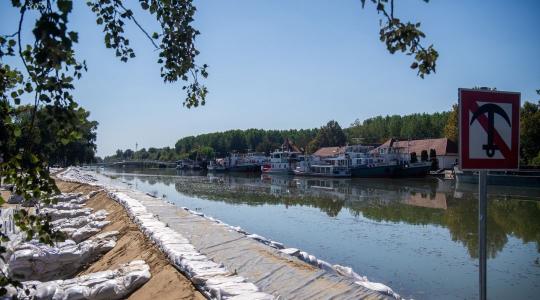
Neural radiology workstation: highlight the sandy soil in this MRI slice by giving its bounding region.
[56,180,205,300]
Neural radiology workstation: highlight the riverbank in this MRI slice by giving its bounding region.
[55,179,205,300]
[59,167,401,299]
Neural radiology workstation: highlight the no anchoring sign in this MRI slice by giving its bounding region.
[458,88,520,300]
[459,88,520,170]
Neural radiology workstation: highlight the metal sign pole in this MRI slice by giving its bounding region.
[478,170,488,300]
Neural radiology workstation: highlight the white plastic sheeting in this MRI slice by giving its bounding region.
[8,260,150,300]
[6,231,118,281]
[60,220,111,243]
[58,167,402,299]
[109,191,274,300]
[183,206,402,299]
[41,207,93,221]
[51,209,108,230]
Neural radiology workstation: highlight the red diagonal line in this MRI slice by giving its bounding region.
[469,101,512,158]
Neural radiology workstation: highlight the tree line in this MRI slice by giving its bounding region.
[104,110,453,162]
[105,97,540,166]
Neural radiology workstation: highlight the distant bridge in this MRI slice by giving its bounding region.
[97,160,177,168]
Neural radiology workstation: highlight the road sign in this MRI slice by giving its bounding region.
[459,89,520,170]
[458,88,520,300]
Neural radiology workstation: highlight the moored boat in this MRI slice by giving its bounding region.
[262,139,304,175]
[394,161,432,177]
[294,156,351,177]
[208,152,268,172]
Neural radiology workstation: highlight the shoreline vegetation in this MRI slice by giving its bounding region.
[102,102,540,166]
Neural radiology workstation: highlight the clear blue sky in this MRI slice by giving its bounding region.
[1,0,539,157]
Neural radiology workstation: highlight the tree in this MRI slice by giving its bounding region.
[123,149,134,160]
[0,0,439,293]
[520,99,540,165]
[308,120,347,153]
[444,104,458,143]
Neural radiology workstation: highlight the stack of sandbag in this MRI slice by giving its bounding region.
[4,260,150,300]
[110,192,274,300]
[6,231,118,281]
[52,209,110,243]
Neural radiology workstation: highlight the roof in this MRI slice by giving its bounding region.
[313,146,345,158]
[375,138,458,156]
[281,138,301,152]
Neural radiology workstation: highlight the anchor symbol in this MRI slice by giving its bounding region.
[470,103,511,157]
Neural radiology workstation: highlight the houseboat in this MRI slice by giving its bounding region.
[294,156,351,177]
[262,139,304,174]
[262,150,304,174]
[208,152,268,172]
[176,159,203,170]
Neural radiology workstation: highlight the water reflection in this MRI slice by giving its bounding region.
[108,168,540,260]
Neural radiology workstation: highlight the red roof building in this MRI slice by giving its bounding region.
[375,138,458,169]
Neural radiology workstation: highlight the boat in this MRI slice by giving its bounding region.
[293,156,351,177]
[358,141,431,178]
[262,139,304,174]
[176,159,203,170]
[207,159,227,172]
[454,166,540,187]
[207,152,268,172]
[345,145,399,178]
[263,150,303,174]
[394,161,432,177]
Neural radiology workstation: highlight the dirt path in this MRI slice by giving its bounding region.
[56,180,205,300]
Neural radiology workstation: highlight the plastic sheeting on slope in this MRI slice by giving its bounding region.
[6,231,118,281]
[13,260,150,300]
[59,167,401,299]
[108,191,274,300]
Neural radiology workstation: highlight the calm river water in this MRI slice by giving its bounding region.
[98,167,540,299]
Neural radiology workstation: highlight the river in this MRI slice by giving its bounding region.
[96,167,540,299]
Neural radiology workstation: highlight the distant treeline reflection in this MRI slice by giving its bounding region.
[120,173,540,259]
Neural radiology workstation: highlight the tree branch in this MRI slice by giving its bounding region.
[116,1,159,50]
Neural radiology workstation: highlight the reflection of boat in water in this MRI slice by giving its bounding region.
[454,166,540,187]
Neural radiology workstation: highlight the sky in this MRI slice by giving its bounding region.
[1,0,539,157]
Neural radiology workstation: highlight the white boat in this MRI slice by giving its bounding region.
[294,156,351,177]
[261,139,304,175]
[208,152,268,172]
[262,150,304,174]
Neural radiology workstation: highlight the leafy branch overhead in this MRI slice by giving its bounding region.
[86,0,208,108]
[361,0,438,78]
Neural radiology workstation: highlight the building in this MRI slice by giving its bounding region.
[375,138,458,169]
[312,146,345,158]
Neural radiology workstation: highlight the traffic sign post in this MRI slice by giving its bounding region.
[458,88,520,300]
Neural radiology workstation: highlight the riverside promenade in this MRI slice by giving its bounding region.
[61,168,395,299]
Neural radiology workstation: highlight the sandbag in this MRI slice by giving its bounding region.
[7,231,118,281]
[12,260,150,300]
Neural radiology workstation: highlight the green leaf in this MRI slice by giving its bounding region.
[57,0,73,14]
[68,31,79,43]
[13,127,21,137]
